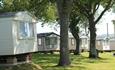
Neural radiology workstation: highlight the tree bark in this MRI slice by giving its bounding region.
[56,0,73,66]
[72,27,80,55]
[88,15,98,58]
[69,23,80,55]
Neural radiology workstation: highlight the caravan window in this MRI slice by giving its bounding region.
[45,37,57,45]
[38,38,42,45]
[45,37,50,45]
[50,37,57,45]
[18,22,34,39]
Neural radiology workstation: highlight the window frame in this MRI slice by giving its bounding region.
[17,21,35,40]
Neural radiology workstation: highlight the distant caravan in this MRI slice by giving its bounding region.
[37,32,60,54]
[96,39,115,52]
[37,32,89,54]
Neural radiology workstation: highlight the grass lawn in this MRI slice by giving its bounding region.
[32,52,115,70]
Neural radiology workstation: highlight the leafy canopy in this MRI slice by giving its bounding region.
[0,0,57,23]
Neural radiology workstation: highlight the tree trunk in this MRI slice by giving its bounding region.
[88,16,98,58]
[69,25,80,55]
[74,30,80,55]
[56,0,73,66]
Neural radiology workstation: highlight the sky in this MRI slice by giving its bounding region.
[36,22,60,34]
[96,11,115,35]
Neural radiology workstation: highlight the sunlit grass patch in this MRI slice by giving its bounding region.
[32,52,115,70]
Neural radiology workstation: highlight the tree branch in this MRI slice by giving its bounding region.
[93,0,101,15]
[74,0,90,18]
[95,0,113,24]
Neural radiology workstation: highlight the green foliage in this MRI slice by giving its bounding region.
[12,0,30,11]
[28,0,57,22]
[0,0,57,22]
[70,1,89,35]
[0,0,29,12]
[0,0,12,12]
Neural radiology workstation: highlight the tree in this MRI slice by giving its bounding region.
[28,0,57,22]
[0,0,30,12]
[69,2,89,55]
[75,0,114,58]
[56,0,73,66]
[69,13,81,55]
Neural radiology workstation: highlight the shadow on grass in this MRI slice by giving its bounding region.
[71,54,110,64]
[32,53,87,70]
[32,52,112,70]
[43,65,86,70]
[32,53,59,64]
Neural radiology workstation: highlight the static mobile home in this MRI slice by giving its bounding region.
[0,11,37,65]
[96,39,115,51]
[37,32,60,53]
[37,32,89,53]
[96,33,115,51]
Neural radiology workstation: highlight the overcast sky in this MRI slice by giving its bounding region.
[36,22,60,34]
[96,11,115,35]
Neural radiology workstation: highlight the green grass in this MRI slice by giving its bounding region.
[32,52,115,70]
